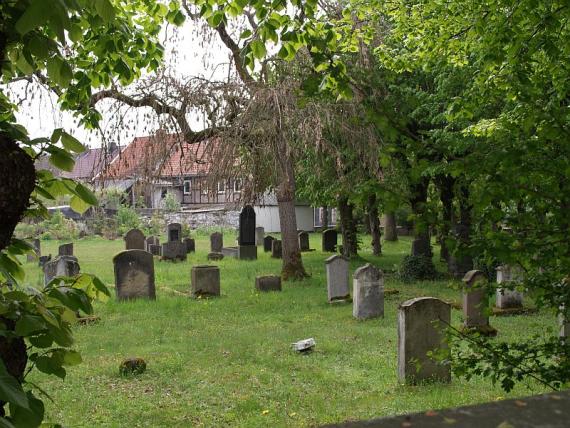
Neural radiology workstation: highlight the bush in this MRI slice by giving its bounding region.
[398,254,437,282]
[163,192,180,213]
[116,205,141,235]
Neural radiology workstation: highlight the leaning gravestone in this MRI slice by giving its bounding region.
[58,242,74,256]
[496,264,524,309]
[145,236,159,252]
[271,240,282,259]
[167,223,182,242]
[161,241,187,261]
[27,238,41,262]
[353,264,383,319]
[44,255,80,285]
[191,265,220,297]
[322,229,338,252]
[298,231,310,252]
[255,227,265,246]
[183,237,195,253]
[255,275,282,292]
[238,205,257,260]
[326,255,350,303]
[398,297,451,385]
[263,236,275,252]
[462,270,496,336]
[124,229,145,250]
[113,250,155,300]
[210,232,223,253]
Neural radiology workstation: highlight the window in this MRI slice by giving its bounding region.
[233,178,242,192]
[161,189,168,199]
[183,179,191,195]
[217,181,225,194]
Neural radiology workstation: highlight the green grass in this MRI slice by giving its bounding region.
[22,234,555,427]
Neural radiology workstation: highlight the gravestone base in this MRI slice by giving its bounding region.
[492,306,537,316]
[238,245,257,260]
[329,295,351,304]
[221,247,238,258]
[207,252,224,261]
[460,324,498,337]
[255,275,282,292]
[191,265,220,297]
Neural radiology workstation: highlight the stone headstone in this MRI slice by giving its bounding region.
[322,229,337,252]
[27,238,41,262]
[298,231,310,252]
[38,254,51,268]
[353,264,383,319]
[161,241,187,261]
[124,229,145,250]
[113,250,155,300]
[398,297,451,384]
[148,244,161,256]
[255,275,282,292]
[207,252,224,261]
[221,247,238,258]
[238,205,256,245]
[44,255,80,285]
[496,264,524,309]
[255,227,265,246]
[145,236,159,252]
[462,270,496,336]
[191,265,220,297]
[263,236,275,252]
[183,237,195,253]
[271,240,282,259]
[559,309,569,340]
[326,255,350,303]
[210,232,223,253]
[167,223,182,242]
[238,245,257,260]
[411,238,432,257]
[58,242,74,256]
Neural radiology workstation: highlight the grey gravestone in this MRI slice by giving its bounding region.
[27,238,41,262]
[191,265,220,297]
[58,242,74,256]
[238,245,257,260]
[397,297,451,385]
[148,244,161,256]
[44,255,80,285]
[124,229,145,250]
[161,241,187,261]
[238,205,257,260]
[255,275,282,292]
[167,223,182,242]
[113,250,155,300]
[322,229,337,252]
[271,240,282,259]
[298,231,310,252]
[145,236,159,252]
[496,264,524,309]
[255,227,265,246]
[207,252,224,261]
[462,270,496,336]
[221,247,238,258]
[38,255,51,268]
[326,255,350,302]
[353,264,383,319]
[210,232,223,253]
[263,236,275,252]
[183,237,195,253]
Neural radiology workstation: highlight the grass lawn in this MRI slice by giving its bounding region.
[22,234,555,427]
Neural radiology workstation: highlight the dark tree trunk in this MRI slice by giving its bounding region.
[338,196,358,258]
[437,175,455,263]
[448,184,473,278]
[0,318,28,417]
[321,205,329,229]
[410,177,432,257]
[368,194,381,256]
[383,211,398,241]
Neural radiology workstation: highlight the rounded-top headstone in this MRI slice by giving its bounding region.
[353,263,382,281]
[239,205,256,246]
[113,250,155,300]
[462,269,486,285]
[124,229,145,250]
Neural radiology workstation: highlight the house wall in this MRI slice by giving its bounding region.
[255,205,315,233]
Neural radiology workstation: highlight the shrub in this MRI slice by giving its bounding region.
[163,192,180,213]
[398,254,437,282]
[116,204,141,235]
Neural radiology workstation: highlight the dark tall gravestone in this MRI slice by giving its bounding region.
[183,237,195,253]
[210,232,223,253]
[167,223,182,242]
[58,242,74,256]
[113,250,156,300]
[263,236,275,252]
[322,229,337,252]
[238,205,257,260]
[298,231,310,251]
[271,240,282,259]
[124,229,145,250]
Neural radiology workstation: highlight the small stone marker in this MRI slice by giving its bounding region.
[183,237,195,253]
[207,252,224,261]
[292,338,316,353]
[145,236,159,252]
[255,275,282,292]
[298,231,310,252]
[326,255,350,303]
[191,265,220,297]
[210,232,223,253]
[58,242,74,256]
[148,244,161,256]
[398,297,451,385]
[238,205,257,260]
[44,255,80,285]
[113,250,156,300]
[271,240,282,258]
[167,223,182,242]
[322,229,338,252]
[263,236,275,252]
[124,229,145,250]
[462,270,496,336]
[353,264,383,319]
[161,241,187,261]
[255,227,265,246]
[496,264,524,309]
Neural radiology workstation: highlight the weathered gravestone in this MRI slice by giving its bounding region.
[353,264,383,319]
[145,236,159,252]
[255,227,265,246]
[398,297,451,384]
[210,232,223,253]
[298,231,310,252]
[58,242,74,256]
[238,205,257,260]
[326,255,350,303]
[161,241,187,261]
[183,237,195,253]
[27,238,41,262]
[271,240,282,259]
[221,247,238,258]
[191,265,220,297]
[124,229,145,250]
[167,223,182,242]
[38,255,51,268]
[113,250,156,300]
[411,238,432,257]
[255,275,282,292]
[263,236,275,252]
[44,255,80,285]
[322,229,338,252]
[148,244,161,256]
[496,264,524,309]
[207,252,224,261]
[462,270,496,336]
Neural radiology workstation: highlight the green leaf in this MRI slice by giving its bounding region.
[61,132,85,153]
[35,356,66,380]
[15,315,46,336]
[62,350,82,366]
[58,61,73,88]
[9,391,44,428]
[250,40,266,60]
[240,29,252,39]
[15,0,50,35]
[74,183,98,205]
[95,0,116,22]
[69,195,90,214]
[0,360,29,410]
[46,146,75,172]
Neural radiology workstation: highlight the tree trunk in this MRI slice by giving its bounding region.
[410,177,432,258]
[368,194,381,256]
[338,195,358,258]
[0,318,28,417]
[321,205,329,229]
[383,211,398,241]
[437,175,455,263]
[448,183,473,278]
